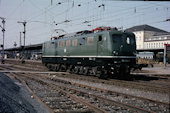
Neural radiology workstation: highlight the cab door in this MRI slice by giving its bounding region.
[97,35,104,56]
[50,41,56,56]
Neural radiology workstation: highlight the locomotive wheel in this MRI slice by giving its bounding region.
[1,59,5,64]
[92,67,102,77]
[92,67,97,76]
[47,64,53,71]
[51,65,56,71]
[55,64,61,72]
[69,65,74,74]
[60,64,67,72]
[83,67,89,76]
[99,69,109,79]
[79,66,84,75]
[73,66,79,74]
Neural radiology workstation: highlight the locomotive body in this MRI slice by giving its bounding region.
[42,28,136,78]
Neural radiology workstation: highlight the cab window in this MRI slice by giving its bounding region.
[112,34,122,43]
[126,35,135,45]
[98,35,102,41]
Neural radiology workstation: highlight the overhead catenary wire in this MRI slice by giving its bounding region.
[2,0,170,49]
[5,0,170,32]
[4,2,169,37]
[6,0,25,19]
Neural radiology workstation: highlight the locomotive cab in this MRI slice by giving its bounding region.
[109,32,136,76]
[111,32,136,56]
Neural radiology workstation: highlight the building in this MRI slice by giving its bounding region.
[126,24,170,60]
[125,24,169,50]
[144,33,170,50]
[1,44,42,60]
[136,52,153,59]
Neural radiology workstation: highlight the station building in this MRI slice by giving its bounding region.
[144,33,170,50]
[126,24,170,60]
[1,44,42,60]
[125,24,169,50]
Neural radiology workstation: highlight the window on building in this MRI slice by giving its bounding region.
[139,36,141,40]
[151,43,153,48]
[139,45,141,48]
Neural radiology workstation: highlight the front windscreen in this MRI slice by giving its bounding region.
[112,34,122,43]
[112,34,135,45]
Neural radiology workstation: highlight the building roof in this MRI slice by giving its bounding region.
[2,43,42,51]
[125,24,168,33]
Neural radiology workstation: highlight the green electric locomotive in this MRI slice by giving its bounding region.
[42,27,136,78]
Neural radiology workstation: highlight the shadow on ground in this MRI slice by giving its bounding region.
[110,74,168,81]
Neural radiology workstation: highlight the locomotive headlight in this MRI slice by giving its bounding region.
[113,51,118,55]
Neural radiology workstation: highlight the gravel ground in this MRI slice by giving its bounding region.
[142,64,170,75]
[52,75,170,103]
[0,72,50,113]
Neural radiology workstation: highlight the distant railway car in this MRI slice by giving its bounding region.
[156,52,170,64]
[42,27,137,78]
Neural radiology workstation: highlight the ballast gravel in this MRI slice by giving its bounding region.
[0,72,50,113]
[52,75,170,103]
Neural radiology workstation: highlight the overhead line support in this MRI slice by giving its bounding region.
[0,17,5,64]
[17,21,27,63]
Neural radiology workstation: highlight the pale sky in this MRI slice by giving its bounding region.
[0,0,170,49]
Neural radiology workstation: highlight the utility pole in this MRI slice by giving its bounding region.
[0,17,5,64]
[18,21,26,47]
[20,32,22,47]
[17,21,26,63]
[163,44,166,69]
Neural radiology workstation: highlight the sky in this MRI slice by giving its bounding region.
[0,0,170,49]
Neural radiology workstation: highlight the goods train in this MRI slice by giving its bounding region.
[42,27,137,78]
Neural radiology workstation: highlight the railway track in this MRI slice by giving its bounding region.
[7,72,169,113]
[12,73,97,113]
[0,60,170,112]
[0,62,170,94]
[2,59,170,92]
[0,61,170,94]
[9,72,168,113]
[31,73,170,110]
[52,72,170,94]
